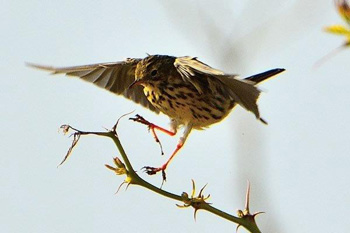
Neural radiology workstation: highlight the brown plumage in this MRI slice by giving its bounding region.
[28,55,284,181]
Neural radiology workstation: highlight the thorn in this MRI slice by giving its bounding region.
[112,110,135,133]
[245,180,251,214]
[206,194,211,200]
[253,211,265,217]
[125,182,132,191]
[194,208,199,221]
[105,164,115,171]
[237,181,265,223]
[198,183,208,197]
[176,204,187,208]
[191,179,196,197]
[115,181,127,194]
[236,224,241,233]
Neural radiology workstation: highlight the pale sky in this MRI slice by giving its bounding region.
[2,0,350,232]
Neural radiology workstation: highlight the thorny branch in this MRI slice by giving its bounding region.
[58,118,263,233]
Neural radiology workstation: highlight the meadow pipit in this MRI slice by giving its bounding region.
[29,55,284,181]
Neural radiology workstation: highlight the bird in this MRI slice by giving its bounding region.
[28,55,284,181]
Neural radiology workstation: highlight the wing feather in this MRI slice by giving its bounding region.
[28,60,160,113]
[215,75,261,119]
[174,56,262,119]
[174,56,224,93]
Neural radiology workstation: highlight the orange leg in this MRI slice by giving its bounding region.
[129,114,177,155]
[143,141,183,179]
[143,123,193,182]
[130,114,193,182]
[130,114,176,136]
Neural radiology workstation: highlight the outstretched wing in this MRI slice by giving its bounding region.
[28,59,160,113]
[174,56,263,120]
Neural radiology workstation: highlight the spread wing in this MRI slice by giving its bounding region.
[28,59,160,113]
[174,56,262,120]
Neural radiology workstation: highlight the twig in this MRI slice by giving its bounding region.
[59,120,263,233]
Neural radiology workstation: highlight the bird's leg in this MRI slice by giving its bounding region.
[129,114,177,155]
[143,123,193,182]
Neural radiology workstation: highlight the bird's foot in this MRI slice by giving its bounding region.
[143,165,167,183]
[129,114,176,137]
[129,114,173,156]
[129,114,152,127]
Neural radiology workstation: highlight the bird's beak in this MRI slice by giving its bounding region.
[128,78,142,89]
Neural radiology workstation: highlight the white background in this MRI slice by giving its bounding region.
[2,0,350,232]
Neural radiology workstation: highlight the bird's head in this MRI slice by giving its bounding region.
[129,55,175,89]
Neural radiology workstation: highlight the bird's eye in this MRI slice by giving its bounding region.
[151,69,158,77]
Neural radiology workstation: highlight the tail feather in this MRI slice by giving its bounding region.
[244,68,285,84]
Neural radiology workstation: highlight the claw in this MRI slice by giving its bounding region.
[142,166,167,184]
[142,166,162,175]
[161,170,166,182]
[129,114,150,125]
[129,114,165,155]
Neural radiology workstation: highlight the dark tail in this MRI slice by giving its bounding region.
[244,68,285,84]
